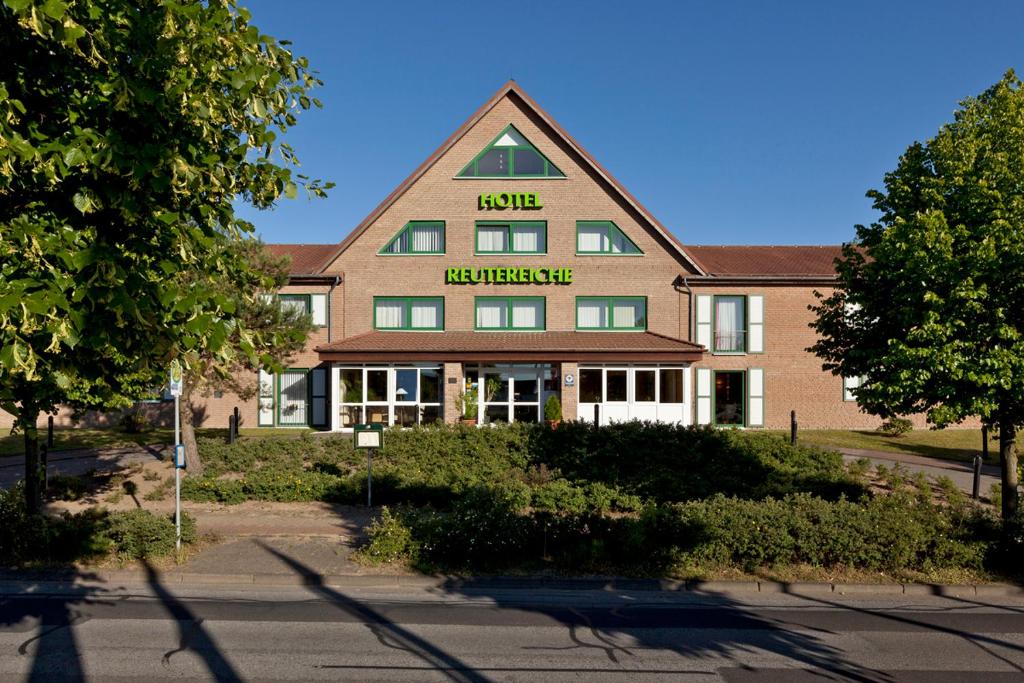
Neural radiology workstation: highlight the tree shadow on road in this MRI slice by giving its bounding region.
[255,539,489,683]
[0,570,117,682]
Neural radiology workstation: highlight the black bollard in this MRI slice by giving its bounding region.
[974,425,987,500]
[790,410,797,445]
[47,415,54,449]
[233,406,240,439]
[593,403,600,427]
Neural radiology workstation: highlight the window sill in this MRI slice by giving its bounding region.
[574,253,645,257]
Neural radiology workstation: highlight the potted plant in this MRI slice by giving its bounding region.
[544,394,562,428]
[459,387,479,425]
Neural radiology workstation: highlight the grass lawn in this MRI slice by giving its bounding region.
[0,426,311,458]
[765,428,998,464]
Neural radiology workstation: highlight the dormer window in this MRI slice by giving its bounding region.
[458,125,565,178]
[380,221,445,255]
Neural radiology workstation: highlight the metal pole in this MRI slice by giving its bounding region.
[233,406,240,441]
[367,448,373,508]
[175,394,181,551]
[41,444,48,491]
[790,410,797,445]
[974,425,987,500]
[593,403,600,427]
[47,415,54,449]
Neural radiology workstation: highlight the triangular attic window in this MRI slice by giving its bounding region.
[458,124,565,178]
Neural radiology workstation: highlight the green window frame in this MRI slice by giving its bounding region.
[277,293,327,327]
[379,221,446,255]
[712,295,747,353]
[474,297,546,331]
[373,296,445,331]
[575,296,647,331]
[474,221,547,255]
[457,124,565,178]
[575,221,643,255]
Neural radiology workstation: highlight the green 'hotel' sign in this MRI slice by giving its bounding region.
[446,267,572,284]
[478,192,541,209]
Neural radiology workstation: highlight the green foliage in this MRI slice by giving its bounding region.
[48,473,87,501]
[458,389,479,420]
[184,424,863,511]
[543,394,562,422]
[104,509,196,559]
[0,0,329,509]
[877,418,913,437]
[358,507,419,564]
[808,71,1024,516]
[0,483,195,564]
[360,487,994,575]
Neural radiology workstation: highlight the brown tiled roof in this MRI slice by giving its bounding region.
[320,81,705,275]
[683,245,842,277]
[265,243,338,275]
[317,331,703,362]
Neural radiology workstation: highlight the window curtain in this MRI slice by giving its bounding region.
[410,300,440,329]
[715,297,743,350]
[411,224,442,252]
[577,226,607,252]
[278,372,308,425]
[577,300,606,328]
[375,300,404,328]
[478,226,507,252]
[387,230,410,254]
[280,297,307,316]
[512,225,543,252]
[613,300,642,328]
[511,300,541,329]
[476,300,507,328]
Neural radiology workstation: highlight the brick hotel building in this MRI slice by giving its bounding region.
[3,82,884,432]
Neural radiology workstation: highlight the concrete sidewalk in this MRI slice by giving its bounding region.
[837,447,1001,496]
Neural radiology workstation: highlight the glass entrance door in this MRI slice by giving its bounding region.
[480,367,541,424]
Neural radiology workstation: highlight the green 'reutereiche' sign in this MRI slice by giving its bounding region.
[446,267,573,284]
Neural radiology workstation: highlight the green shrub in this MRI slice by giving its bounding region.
[105,509,196,559]
[878,417,913,437]
[544,395,562,422]
[119,410,151,434]
[49,474,88,501]
[358,507,419,564]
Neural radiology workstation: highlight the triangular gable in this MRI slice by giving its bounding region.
[320,81,706,275]
[457,124,565,178]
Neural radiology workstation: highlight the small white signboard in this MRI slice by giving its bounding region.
[169,359,183,397]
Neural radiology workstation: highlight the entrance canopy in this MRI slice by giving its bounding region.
[317,331,704,363]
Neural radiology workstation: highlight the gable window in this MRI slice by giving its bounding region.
[576,297,646,331]
[380,221,445,255]
[374,297,444,331]
[475,297,545,331]
[476,222,546,254]
[277,293,327,327]
[458,124,565,178]
[576,221,642,255]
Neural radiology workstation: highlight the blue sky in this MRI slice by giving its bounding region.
[236,0,1024,247]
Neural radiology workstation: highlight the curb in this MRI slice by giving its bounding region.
[0,569,1021,598]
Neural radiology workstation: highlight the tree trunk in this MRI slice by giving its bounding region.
[178,381,204,477]
[20,408,41,515]
[999,421,1018,520]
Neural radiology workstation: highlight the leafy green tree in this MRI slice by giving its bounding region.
[810,71,1024,519]
[178,241,312,477]
[0,0,329,512]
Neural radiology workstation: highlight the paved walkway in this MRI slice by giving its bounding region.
[837,447,1001,497]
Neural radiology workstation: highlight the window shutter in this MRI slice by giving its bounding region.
[696,367,712,425]
[258,370,275,426]
[310,294,328,327]
[695,295,712,349]
[747,295,764,353]
[310,367,328,429]
[747,367,764,427]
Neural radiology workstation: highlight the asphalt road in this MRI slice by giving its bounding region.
[0,582,1022,682]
